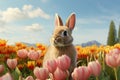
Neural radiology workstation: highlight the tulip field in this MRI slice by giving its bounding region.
[0,39,120,80]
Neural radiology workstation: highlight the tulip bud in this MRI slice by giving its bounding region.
[17,49,28,58]
[25,76,34,80]
[72,66,91,80]
[53,68,68,80]
[28,50,40,60]
[0,73,13,80]
[56,55,71,71]
[105,48,120,68]
[7,58,17,69]
[88,60,101,77]
[34,67,49,80]
[44,59,57,73]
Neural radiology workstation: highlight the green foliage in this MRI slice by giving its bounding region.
[105,65,115,80]
[107,20,117,46]
[118,26,120,43]
[98,70,110,80]
[11,67,21,80]
[118,67,120,80]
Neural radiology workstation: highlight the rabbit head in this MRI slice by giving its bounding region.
[51,13,76,47]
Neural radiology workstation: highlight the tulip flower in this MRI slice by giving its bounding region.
[28,50,40,60]
[17,49,28,58]
[53,68,68,80]
[105,48,120,80]
[27,61,35,70]
[44,59,57,73]
[34,67,49,80]
[25,76,34,80]
[88,60,101,77]
[56,55,71,71]
[72,66,91,80]
[109,48,120,54]
[105,48,120,68]
[0,73,13,80]
[0,65,4,73]
[7,58,17,69]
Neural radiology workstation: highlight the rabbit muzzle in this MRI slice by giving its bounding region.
[54,36,73,47]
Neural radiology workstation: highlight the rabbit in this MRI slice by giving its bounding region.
[43,13,77,80]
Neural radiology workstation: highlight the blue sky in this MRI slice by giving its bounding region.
[0,0,120,45]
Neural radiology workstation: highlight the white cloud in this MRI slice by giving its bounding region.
[0,25,17,34]
[22,5,33,11]
[0,19,6,26]
[23,5,50,19]
[1,8,26,22]
[0,27,6,33]
[27,8,50,19]
[24,23,43,32]
[0,5,50,23]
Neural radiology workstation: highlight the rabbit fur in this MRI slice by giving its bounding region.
[43,13,77,80]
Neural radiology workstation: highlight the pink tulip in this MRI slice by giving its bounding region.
[34,67,49,80]
[105,48,120,68]
[88,60,101,77]
[17,49,28,58]
[44,59,57,73]
[0,65,4,73]
[0,73,13,80]
[28,50,39,60]
[25,76,34,80]
[56,55,71,71]
[53,68,68,80]
[28,50,40,60]
[109,48,120,54]
[72,66,91,80]
[7,58,17,69]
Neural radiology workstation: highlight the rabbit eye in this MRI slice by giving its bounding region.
[62,30,68,37]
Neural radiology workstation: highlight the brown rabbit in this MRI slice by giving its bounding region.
[43,13,77,79]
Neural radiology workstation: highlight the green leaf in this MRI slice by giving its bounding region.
[118,67,120,80]
[15,67,22,76]
[11,67,22,80]
[99,70,111,80]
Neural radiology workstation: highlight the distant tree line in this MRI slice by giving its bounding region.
[107,20,120,46]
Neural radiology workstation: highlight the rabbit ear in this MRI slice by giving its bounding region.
[55,14,63,27]
[65,13,76,30]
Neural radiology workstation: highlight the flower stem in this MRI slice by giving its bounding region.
[114,68,118,80]
[96,76,99,80]
[102,53,105,71]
